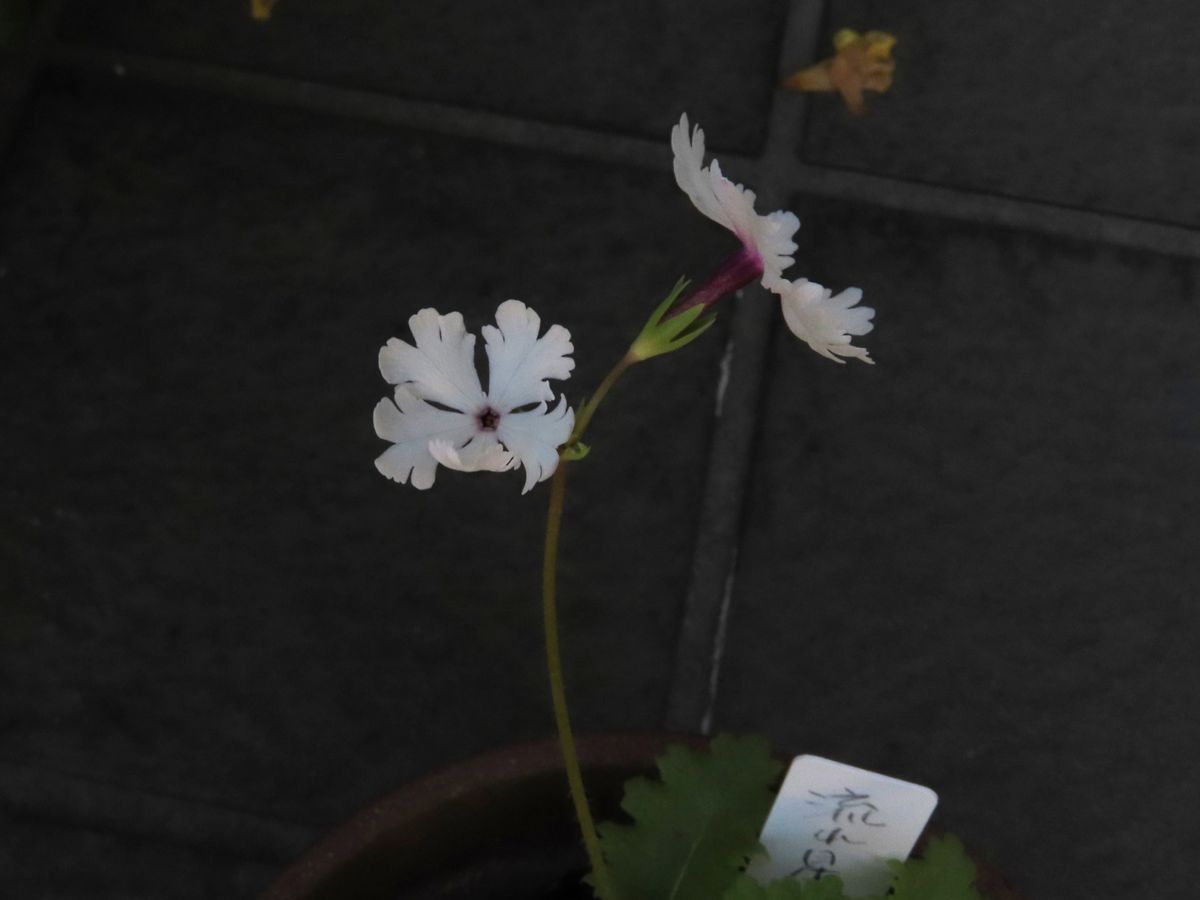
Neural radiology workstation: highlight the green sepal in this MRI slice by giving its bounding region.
[562,440,590,461]
[628,276,718,361]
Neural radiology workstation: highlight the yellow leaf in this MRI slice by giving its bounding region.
[781,28,898,115]
[251,0,280,21]
[833,29,862,51]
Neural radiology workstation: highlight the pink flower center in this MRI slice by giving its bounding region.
[478,407,500,431]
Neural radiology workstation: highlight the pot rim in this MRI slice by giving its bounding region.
[261,730,1021,900]
[261,730,704,900]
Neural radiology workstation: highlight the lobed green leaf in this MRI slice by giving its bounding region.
[883,834,982,900]
[720,834,981,900]
[723,872,849,900]
[598,734,782,900]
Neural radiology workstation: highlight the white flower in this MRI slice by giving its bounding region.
[668,114,876,365]
[374,300,575,493]
[778,278,875,364]
[671,112,800,291]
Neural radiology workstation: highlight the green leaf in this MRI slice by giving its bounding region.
[598,734,782,900]
[883,834,981,900]
[721,834,980,900]
[723,873,849,900]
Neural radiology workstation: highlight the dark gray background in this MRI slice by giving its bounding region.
[1,2,1197,899]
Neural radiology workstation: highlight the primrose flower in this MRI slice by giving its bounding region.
[778,278,875,364]
[374,301,575,493]
[670,113,800,310]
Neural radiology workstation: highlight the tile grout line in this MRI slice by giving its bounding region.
[42,42,1200,260]
[663,0,828,733]
[45,43,754,174]
[786,160,1200,259]
[697,545,738,735]
[0,760,316,862]
[662,288,775,732]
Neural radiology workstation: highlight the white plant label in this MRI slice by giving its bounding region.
[748,755,938,897]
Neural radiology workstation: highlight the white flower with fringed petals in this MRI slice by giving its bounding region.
[778,278,875,364]
[671,113,801,292]
[374,301,575,493]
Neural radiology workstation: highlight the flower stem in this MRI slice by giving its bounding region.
[542,459,615,899]
[571,352,635,445]
[542,351,637,900]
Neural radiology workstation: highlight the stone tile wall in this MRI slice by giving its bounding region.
[1,3,1197,898]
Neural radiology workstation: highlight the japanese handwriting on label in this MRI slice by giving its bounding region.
[748,756,938,897]
[788,788,887,878]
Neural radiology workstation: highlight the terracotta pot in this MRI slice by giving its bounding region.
[261,733,1021,900]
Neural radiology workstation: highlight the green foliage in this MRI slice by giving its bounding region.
[627,276,717,361]
[720,834,981,900]
[885,834,982,900]
[596,734,983,900]
[723,872,848,900]
[598,734,782,900]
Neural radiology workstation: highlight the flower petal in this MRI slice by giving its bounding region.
[672,114,800,288]
[379,308,486,412]
[481,300,575,412]
[756,210,801,290]
[707,158,758,240]
[495,397,575,494]
[671,113,727,228]
[778,279,875,364]
[373,386,476,488]
[428,435,517,473]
